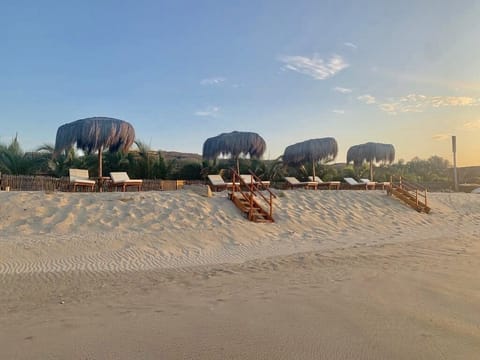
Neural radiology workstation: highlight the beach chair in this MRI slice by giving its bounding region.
[240,174,271,188]
[109,172,143,192]
[308,176,341,190]
[360,178,390,190]
[284,177,317,190]
[344,177,375,190]
[207,174,234,192]
[69,169,96,192]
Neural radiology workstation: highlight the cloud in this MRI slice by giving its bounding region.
[200,77,226,86]
[357,94,376,104]
[463,120,480,129]
[344,42,357,49]
[378,103,399,114]
[432,134,450,141]
[429,96,478,107]
[194,106,220,117]
[333,86,352,94]
[358,93,480,114]
[332,109,345,114]
[278,54,349,80]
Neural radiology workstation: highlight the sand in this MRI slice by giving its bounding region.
[0,189,479,359]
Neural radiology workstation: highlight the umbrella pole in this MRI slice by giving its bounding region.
[98,145,103,178]
[369,161,373,181]
[312,160,316,181]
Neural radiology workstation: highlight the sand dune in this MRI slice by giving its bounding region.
[0,190,477,276]
[0,189,479,359]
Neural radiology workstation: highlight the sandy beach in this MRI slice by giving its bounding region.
[0,189,479,359]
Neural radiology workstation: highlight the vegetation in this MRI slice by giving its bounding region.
[0,136,476,190]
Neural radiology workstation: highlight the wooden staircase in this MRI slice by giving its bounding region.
[387,176,431,213]
[229,170,276,223]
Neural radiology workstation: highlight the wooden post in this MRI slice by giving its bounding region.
[97,145,104,192]
[98,145,103,178]
[452,136,458,191]
[369,161,373,181]
[269,193,273,218]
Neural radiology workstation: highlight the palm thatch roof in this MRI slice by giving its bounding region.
[202,131,266,160]
[282,137,338,166]
[346,142,395,166]
[54,117,135,156]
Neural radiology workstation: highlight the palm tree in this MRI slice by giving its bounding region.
[0,135,36,175]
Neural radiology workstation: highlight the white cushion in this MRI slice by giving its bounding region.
[110,172,142,184]
[285,177,301,185]
[69,169,95,184]
[344,177,358,185]
[208,175,226,186]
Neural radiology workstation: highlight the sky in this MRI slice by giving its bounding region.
[1,0,480,166]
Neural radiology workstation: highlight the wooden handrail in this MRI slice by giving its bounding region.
[248,170,277,199]
[390,175,428,208]
[231,171,255,220]
[246,170,276,218]
[230,169,275,220]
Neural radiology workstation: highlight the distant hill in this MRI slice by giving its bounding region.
[159,150,203,163]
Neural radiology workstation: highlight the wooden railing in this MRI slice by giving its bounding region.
[390,176,428,209]
[230,169,276,219]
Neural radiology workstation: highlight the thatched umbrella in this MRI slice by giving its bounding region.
[346,142,395,180]
[282,137,338,179]
[202,131,266,173]
[54,117,135,178]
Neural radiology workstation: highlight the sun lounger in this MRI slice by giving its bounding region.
[308,176,341,190]
[69,169,96,192]
[240,174,271,188]
[109,172,143,192]
[207,174,235,192]
[284,177,317,190]
[360,178,390,190]
[344,177,375,190]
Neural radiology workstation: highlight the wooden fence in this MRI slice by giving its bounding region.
[0,174,460,193]
[0,174,205,192]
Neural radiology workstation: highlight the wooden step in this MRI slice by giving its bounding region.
[390,188,430,213]
[230,191,274,222]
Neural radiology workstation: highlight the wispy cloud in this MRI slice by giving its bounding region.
[375,94,480,115]
[194,106,220,117]
[357,94,376,104]
[463,120,480,129]
[344,42,357,49]
[200,77,226,86]
[333,86,352,94]
[332,109,345,114]
[278,54,349,80]
[358,93,480,114]
[432,134,450,141]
